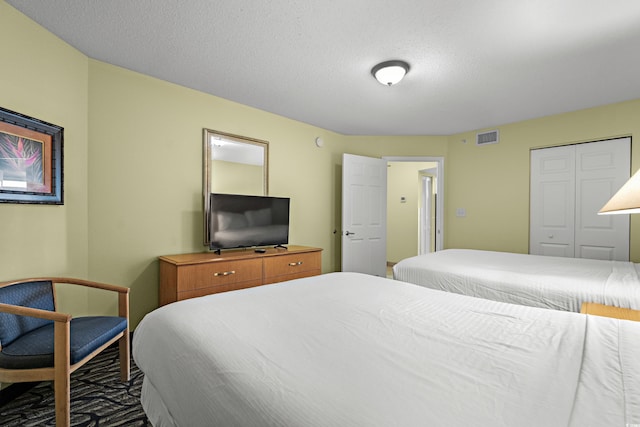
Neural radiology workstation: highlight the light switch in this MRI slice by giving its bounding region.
[456,208,466,217]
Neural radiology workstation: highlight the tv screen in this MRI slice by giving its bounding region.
[208,193,290,251]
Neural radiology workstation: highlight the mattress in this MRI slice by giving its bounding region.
[393,249,640,312]
[133,272,640,427]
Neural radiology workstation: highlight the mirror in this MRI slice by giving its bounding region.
[203,129,269,246]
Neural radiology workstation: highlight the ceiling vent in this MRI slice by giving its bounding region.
[476,130,499,146]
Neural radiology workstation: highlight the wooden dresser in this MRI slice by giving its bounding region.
[158,245,322,305]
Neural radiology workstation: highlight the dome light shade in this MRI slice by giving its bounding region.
[371,60,410,86]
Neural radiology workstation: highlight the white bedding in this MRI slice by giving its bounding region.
[393,249,640,312]
[133,272,640,427]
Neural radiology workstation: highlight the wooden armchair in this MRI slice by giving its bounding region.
[0,277,130,427]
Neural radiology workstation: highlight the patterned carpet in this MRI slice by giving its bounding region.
[0,344,149,426]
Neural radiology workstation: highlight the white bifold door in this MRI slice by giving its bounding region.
[530,137,630,261]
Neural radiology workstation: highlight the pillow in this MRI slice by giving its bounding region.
[245,208,272,227]
[217,212,248,231]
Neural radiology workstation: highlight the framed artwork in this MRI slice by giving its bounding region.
[0,107,63,204]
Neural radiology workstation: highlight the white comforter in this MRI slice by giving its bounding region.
[393,249,640,312]
[133,272,640,427]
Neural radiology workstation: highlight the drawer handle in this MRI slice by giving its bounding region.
[288,261,303,267]
[213,270,236,277]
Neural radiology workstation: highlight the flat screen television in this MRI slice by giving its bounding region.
[208,193,290,252]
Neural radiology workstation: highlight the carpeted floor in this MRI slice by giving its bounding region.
[0,344,149,426]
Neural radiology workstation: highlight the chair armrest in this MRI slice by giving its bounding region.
[0,302,71,323]
[49,277,130,295]
[0,277,130,320]
[50,278,130,320]
[1,277,129,295]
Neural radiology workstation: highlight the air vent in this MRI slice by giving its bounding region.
[476,130,499,146]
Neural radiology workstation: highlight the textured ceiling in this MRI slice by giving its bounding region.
[7,0,640,135]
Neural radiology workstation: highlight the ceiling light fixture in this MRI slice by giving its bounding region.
[371,60,410,86]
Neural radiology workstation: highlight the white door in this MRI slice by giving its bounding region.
[530,145,576,257]
[342,154,387,276]
[574,138,630,260]
[530,138,630,260]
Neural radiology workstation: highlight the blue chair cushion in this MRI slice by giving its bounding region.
[0,281,55,348]
[0,316,127,369]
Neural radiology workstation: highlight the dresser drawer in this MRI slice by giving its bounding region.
[177,280,263,301]
[176,259,262,292]
[263,251,321,282]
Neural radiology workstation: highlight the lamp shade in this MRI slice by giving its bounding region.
[371,60,410,86]
[599,169,640,215]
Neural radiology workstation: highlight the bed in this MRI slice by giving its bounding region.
[393,249,640,312]
[133,272,640,427]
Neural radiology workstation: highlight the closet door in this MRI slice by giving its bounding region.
[530,138,630,261]
[530,145,576,257]
[574,138,630,260]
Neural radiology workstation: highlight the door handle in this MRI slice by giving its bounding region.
[345,231,356,236]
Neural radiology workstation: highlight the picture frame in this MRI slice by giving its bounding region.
[0,107,63,204]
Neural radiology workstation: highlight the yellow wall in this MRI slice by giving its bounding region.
[0,1,92,315]
[3,0,640,332]
[86,60,353,325]
[85,65,449,325]
[445,102,640,261]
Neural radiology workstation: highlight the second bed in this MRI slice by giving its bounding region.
[393,249,640,312]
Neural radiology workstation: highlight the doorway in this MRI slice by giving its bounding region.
[420,174,434,254]
[341,155,444,276]
[384,157,444,266]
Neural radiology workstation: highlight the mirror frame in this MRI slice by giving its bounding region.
[203,128,269,247]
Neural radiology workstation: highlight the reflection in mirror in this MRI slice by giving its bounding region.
[203,129,268,246]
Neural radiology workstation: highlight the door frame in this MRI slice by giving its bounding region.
[419,174,433,254]
[384,156,445,251]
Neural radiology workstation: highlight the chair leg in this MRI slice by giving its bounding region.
[119,330,130,382]
[54,374,71,427]
[54,320,71,427]
[118,291,130,382]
